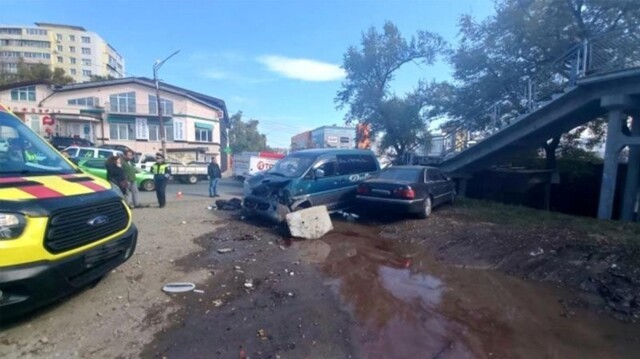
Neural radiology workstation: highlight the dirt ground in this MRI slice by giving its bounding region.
[2,196,640,358]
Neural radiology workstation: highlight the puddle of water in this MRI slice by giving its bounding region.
[295,223,640,359]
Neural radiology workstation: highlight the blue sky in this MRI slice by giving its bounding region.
[2,0,495,148]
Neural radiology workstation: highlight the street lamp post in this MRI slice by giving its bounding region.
[153,50,180,156]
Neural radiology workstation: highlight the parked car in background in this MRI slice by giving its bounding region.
[243,148,380,222]
[356,166,455,219]
[65,146,123,160]
[98,144,136,155]
[49,136,94,150]
[134,153,208,184]
[78,158,156,191]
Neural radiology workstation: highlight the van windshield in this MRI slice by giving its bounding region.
[267,153,317,178]
[0,112,77,177]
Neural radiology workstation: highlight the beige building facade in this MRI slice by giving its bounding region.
[0,23,124,82]
[0,78,228,165]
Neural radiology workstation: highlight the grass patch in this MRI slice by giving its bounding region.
[455,198,640,247]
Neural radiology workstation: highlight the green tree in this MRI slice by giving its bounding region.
[229,111,268,154]
[336,21,445,158]
[89,74,117,82]
[52,68,74,85]
[441,0,638,167]
[0,58,75,85]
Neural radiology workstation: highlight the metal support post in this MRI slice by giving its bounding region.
[622,114,640,221]
[598,109,625,219]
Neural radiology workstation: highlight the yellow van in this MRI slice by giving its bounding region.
[0,103,137,321]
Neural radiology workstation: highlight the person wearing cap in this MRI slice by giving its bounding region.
[150,152,171,208]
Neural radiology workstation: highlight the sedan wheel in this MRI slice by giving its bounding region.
[141,179,155,192]
[418,196,432,219]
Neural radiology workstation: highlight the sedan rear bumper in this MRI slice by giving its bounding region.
[356,195,423,214]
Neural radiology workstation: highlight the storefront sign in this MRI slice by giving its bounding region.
[135,118,149,140]
[42,115,54,125]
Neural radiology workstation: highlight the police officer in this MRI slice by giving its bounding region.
[150,152,171,208]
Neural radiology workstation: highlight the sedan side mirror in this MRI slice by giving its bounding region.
[315,168,325,179]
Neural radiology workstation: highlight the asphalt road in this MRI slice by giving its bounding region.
[137,177,244,205]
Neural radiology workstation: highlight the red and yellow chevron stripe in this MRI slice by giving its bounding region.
[0,174,110,200]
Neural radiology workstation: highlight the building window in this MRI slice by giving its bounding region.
[148,95,173,115]
[109,123,134,140]
[70,57,76,64]
[56,33,63,41]
[69,46,75,53]
[10,86,36,101]
[82,47,91,55]
[146,124,174,141]
[26,28,47,36]
[82,58,91,66]
[0,28,22,35]
[195,123,213,142]
[69,34,76,41]
[109,92,136,113]
[57,45,63,52]
[82,36,91,43]
[68,97,99,107]
[70,69,76,75]
[23,52,50,59]
[57,56,63,63]
[82,70,92,77]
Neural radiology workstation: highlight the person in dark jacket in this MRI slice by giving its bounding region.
[150,152,171,208]
[105,155,128,199]
[207,156,222,197]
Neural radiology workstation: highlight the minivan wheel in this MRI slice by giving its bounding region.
[418,196,432,219]
[141,179,155,192]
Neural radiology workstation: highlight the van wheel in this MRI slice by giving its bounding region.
[141,179,155,192]
[187,175,198,184]
[418,196,432,219]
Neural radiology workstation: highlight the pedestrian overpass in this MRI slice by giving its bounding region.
[429,31,640,221]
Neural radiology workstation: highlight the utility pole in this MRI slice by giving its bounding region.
[153,50,180,156]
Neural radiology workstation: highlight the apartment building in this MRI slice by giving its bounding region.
[291,125,355,150]
[0,77,231,168]
[0,23,124,82]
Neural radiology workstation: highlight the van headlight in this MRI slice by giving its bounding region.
[0,213,26,239]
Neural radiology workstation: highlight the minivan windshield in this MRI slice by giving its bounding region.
[0,112,77,176]
[267,153,317,178]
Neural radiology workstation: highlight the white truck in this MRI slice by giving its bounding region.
[135,153,209,184]
[232,151,285,180]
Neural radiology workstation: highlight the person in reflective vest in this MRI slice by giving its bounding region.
[150,152,171,208]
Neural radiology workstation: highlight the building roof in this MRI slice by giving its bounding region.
[55,77,229,127]
[0,80,50,92]
[312,125,355,131]
[34,23,86,31]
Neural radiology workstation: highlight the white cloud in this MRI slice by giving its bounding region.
[203,69,229,80]
[258,55,345,82]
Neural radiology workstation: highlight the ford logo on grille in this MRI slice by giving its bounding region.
[87,215,110,226]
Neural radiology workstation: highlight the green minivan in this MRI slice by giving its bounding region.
[243,149,380,222]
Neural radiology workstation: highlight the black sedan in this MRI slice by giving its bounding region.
[355,166,455,218]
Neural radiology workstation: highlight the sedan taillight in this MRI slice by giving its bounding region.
[357,185,370,195]
[394,186,415,199]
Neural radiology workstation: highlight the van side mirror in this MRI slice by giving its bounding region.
[315,168,325,179]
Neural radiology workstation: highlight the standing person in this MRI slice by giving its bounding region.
[105,155,128,199]
[150,152,171,208]
[122,150,144,208]
[207,156,222,197]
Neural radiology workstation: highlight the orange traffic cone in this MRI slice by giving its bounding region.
[176,191,183,199]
